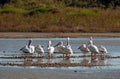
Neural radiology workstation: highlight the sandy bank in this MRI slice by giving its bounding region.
[0,32,120,38]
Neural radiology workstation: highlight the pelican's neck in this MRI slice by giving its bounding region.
[83,44,87,48]
[90,40,93,45]
[28,40,32,48]
[89,36,93,45]
[90,36,93,40]
[86,37,93,47]
[67,37,70,46]
[58,41,63,47]
[48,41,52,47]
[59,41,63,46]
[61,42,63,46]
[86,43,89,48]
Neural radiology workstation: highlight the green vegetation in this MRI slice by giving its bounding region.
[0,0,120,32]
[73,9,99,16]
[0,8,26,14]
[29,7,54,15]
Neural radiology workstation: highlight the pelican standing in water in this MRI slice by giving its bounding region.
[98,45,108,55]
[47,41,55,58]
[35,45,44,56]
[87,37,99,60]
[55,41,65,57]
[55,37,73,59]
[65,37,73,58]
[20,39,35,54]
[78,43,90,57]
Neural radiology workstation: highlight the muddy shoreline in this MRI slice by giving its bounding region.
[0,32,120,38]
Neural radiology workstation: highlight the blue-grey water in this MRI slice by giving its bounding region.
[0,37,120,69]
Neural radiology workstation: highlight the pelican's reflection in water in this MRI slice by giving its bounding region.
[60,58,73,63]
[22,54,108,67]
[90,55,108,66]
[32,58,44,64]
[97,55,107,66]
[24,58,32,65]
[80,57,91,65]
[24,57,44,65]
[46,58,54,63]
[79,56,108,67]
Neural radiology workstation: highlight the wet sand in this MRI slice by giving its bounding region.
[0,53,119,79]
[0,32,120,38]
[0,54,109,67]
[0,67,120,79]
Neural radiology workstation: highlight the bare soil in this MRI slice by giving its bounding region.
[0,32,120,38]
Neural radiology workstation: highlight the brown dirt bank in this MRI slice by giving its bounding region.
[0,32,120,38]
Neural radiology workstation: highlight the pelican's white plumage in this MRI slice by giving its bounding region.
[78,43,90,56]
[35,45,44,54]
[56,41,66,53]
[88,44,99,54]
[47,41,55,58]
[20,39,35,54]
[87,37,99,59]
[65,37,73,54]
[98,45,107,55]
[55,37,73,58]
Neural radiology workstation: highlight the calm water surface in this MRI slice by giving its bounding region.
[0,37,120,69]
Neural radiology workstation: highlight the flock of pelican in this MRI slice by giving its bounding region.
[20,37,107,60]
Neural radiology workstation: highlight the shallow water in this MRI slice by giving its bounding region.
[0,37,120,69]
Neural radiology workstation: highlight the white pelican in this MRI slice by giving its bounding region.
[78,43,90,57]
[98,45,108,55]
[55,41,65,52]
[20,39,35,54]
[55,41,66,58]
[35,45,44,56]
[47,41,55,58]
[87,37,99,60]
[65,37,73,57]
[55,37,73,59]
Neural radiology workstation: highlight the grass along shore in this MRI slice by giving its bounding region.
[0,8,120,33]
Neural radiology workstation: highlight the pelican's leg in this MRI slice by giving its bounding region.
[101,53,105,60]
[67,54,70,59]
[66,54,67,57]
[66,54,70,59]
[100,52,102,56]
[100,53,101,56]
[48,53,51,59]
[94,53,97,59]
[91,52,94,60]
[64,54,66,59]
[93,53,97,60]
[91,52,93,58]
[83,53,86,57]
[91,52,93,57]
[69,54,70,59]
[100,52,102,58]
[63,54,64,59]
[50,54,52,59]
[38,53,40,57]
